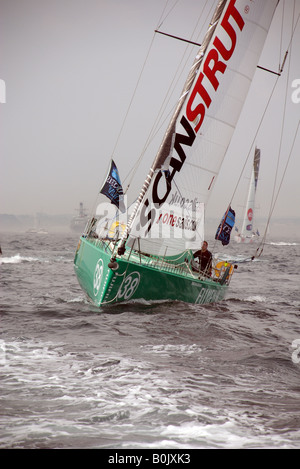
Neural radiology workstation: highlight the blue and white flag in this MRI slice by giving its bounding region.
[215,206,235,246]
[100,160,125,212]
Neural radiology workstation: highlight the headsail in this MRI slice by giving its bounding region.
[119,0,278,256]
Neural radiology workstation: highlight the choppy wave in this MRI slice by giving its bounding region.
[141,343,201,355]
[244,295,267,303]
[2,330,300,449]
[267,241,299,246]
[1,232,300,449]
[0,254,40,264]
[0,253,72,265]
[214,253,258,264]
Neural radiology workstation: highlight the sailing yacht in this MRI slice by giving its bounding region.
[70,202,89,233]
[74,0,285,307]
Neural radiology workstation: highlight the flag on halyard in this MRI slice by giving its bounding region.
[215,206,235,246]
[100,160,125,212]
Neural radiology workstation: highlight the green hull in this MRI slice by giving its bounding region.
[74,237,232,307]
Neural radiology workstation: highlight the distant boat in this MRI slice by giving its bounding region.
[27,214,48,235]
[235,147,260,244]
[70,202,89,233]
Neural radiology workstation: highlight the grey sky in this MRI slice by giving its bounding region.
[1,0,299,221]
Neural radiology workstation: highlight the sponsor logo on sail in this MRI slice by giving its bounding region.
[139,0,245,237]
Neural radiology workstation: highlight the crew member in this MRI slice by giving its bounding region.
[193,240,212,275]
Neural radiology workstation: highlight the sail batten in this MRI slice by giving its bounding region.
[185,162,218,174]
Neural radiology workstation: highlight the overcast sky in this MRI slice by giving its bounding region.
[1,0,299,221]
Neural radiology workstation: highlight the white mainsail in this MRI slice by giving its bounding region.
[122,0,278,256]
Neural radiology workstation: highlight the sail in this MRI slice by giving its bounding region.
[123,0,278,256]
[240,147,260,236]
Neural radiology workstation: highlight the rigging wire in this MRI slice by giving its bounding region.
[254,0,298,258]
[86,1,173,223]
[122,0,213,195]
[278,0,285,72]
[156,0,180,30]
[110,36,156,165]
[229,76,280,205]
[214,73,280,254]
[256,121,299,257]
[109,0,172,185]
[119,0,178,191]
[223,0,299,258]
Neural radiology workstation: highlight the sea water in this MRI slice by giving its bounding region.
[0,230,300,450]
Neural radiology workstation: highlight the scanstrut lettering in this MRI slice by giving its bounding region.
[138,115,195,236]
[152,115,195,206]
[186,0,245,131]
[139,0,245,237]
[138,198,156,235]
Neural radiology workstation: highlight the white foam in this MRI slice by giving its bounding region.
[157,420,255,449]
[268,241,299,246]
[0,254,40,264]
[141,344,201,355]
[245,295,267,303]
